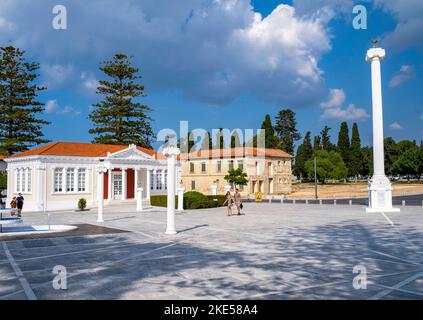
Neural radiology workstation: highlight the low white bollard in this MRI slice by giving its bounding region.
[349,200,352,206]
[402,200,406,207]
[334,200,337,206]
[293,199,296,205]
[177,187,185,211]
[306,199,309,205]
[319,199,322,205]
[136,187,143,212]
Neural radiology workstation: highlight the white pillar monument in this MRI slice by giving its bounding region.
[163,146,180,235]
[121,167,127,201]
[366,46,399,213]
[136,187,143,212]
[177,187,185,211]
[97,165,106,222]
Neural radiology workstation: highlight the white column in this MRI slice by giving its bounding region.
[163,147,180,235]
[36,166,46,212]
[153,169,157,191]
[107,168,112,203]
[146,169,151,200]
[136,187,143,211]
[177,187,185,211]
[366,47,399,213]
[134,168,139,193]
[161,169,166,190]
[97,166,106,222]
[121,167,127,200]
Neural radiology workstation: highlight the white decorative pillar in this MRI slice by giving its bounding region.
[97,165,106,222]
[366,47,399,213]
[211,184,217,195]
[153,169,157,191]
[107,168,113,203]
[136,187,143,211]
[177,187,185,211]
[146,169,151,200]
[36,166,46,212]
[225,184,232,193]
[163,147,180,235]
[121,167,127,200]
[134,168,139,194]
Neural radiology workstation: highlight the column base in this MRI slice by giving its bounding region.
[366,175,400,213]
[165,229,177,235]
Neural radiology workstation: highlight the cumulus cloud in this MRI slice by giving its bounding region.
[45,99,81,117]
[320,89,369,121]
[374,0,423,51]
[389,122,404,131]
[389,65,415,87]
[41,64,76,89]
[0,0,332,107]
[80,72,99,94]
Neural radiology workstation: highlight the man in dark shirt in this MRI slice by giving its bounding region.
[16,193,24,217]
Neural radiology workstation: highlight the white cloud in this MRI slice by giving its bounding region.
[41,64,75,89]
[420,114,423,121]
[0,0,332,107]
[389,65,415,87]
[320,89,369,121]
[45,99,81,117]
[320,88,346,109]
[374,0,423,51]
[389,122,404,131]
[80,72,99,94]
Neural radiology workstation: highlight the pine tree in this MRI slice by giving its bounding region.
[337,122,350,175]
[320,126,334,151]
[89,53,154,148]
[349,123,362,178]
[261,114,279,149]
[0,46,50,155]
[294,131,313,180]
[274,109,301,155]
[313,135,321,152]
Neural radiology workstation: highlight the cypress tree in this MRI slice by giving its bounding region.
[89,53,154,148]
[320,126,334,151]
[337,122,351,174]
[274,109,301,155]
[349,123,362,177]
[313,135,321,151]
[0,46,50,155]
[294,131,313,180]
[261,114,279,149]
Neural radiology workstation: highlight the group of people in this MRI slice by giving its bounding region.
[223,188,243,216]
[10,193,24,217]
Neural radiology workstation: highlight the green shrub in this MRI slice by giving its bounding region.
[78,198,87,211]
[151,192,226,210]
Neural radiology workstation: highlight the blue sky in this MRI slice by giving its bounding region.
[0,0,422,150]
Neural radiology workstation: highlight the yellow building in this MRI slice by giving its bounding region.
[180,148,292,196]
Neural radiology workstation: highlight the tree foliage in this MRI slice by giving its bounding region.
[349,123,362,177]
[89,53,154,148]
[224,168,248,188]
[294,131,313,179]
[260,114,279,149]
[274,109,301,155]
[305,150,348,183]
[337,122,350,171]
[0,46,50,155]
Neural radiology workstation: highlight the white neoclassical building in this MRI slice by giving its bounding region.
[4,142,181,212]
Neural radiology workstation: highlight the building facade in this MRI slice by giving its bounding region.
[4,142,178,212]
[180,148,292,196]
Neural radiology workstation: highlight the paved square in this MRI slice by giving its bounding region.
[1,203,422,300]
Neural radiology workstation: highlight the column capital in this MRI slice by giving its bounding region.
[366,47,385,62]
[162,146,180,157]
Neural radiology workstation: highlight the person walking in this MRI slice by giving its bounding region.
[10,196,17,216]
[234,188,243,215]
[16,193,24,217]
[223,191,234,216]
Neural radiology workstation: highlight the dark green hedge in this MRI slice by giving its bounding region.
[150,192,226,210]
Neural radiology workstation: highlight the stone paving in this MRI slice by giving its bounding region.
[0,203,422,300]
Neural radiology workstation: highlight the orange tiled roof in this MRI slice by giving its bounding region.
[180,147,291,160]
[0,155,5,160]
[7,142,156,158]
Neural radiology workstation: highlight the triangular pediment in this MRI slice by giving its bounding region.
[106,146,155,161]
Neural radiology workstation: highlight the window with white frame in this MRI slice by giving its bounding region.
[54,168,64,192]
[78,169,86,192]
[156,170,162,190]
[150,170,154,190]
[15,168,32,193]
[66,168,75,192]
[26,168,31,192]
